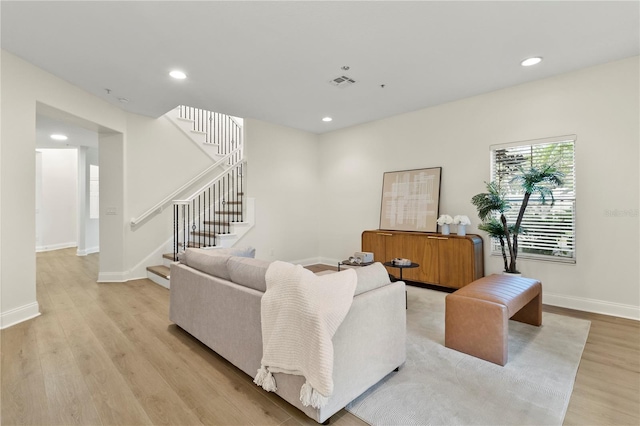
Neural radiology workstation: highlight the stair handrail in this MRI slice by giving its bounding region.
[173,160,246,205]
[130,145,243,226]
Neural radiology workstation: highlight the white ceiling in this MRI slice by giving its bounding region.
[36,114,99,149]
[2,1,639,134]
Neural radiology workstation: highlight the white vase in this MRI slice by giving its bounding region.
[457,224,466,236]
[441,224,450,235]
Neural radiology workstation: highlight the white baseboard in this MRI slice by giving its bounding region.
[97,271,129,283]
[544,292,640,321]
[36,242,76,252]
[77,246,99,256]
[1,302,40,329]
[289,256,323,266]
[318,257,342,267]
[126,236,173,281]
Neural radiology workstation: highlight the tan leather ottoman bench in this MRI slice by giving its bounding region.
[444,274,542,366]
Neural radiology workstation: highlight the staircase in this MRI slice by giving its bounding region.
[145,106,252,288]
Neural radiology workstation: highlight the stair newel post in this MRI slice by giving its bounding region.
[239,165,243,221]
[237,163,244,222]
[216,180,221,237]
[228,169,232,224]
[236,167,240,222]
[173,204,178,261]
[224,174,228,233]
[206,186,210,246]
[197,193,201,248]
[191,199,196,249]
[181,202,188,254]
[232,168,236,222]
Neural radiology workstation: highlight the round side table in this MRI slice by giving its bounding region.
[383,261,420,281]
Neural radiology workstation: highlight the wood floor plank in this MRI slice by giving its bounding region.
[1,321,53,425]
[77,301,204,425]
[133,310,293,426]
[100,297,254,425]
[54,307,154,426]
[1,366,53,425]
[41,371,102,426]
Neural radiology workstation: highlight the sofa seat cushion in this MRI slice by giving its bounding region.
[227,257,271,292]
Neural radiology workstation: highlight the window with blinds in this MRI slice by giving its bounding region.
[490,135,576,263]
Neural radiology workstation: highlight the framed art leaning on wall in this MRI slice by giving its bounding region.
[379,167,442,232]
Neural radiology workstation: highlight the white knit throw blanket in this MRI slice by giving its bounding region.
[254,261,357,408]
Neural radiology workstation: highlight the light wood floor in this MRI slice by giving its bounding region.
[1,249,638,425]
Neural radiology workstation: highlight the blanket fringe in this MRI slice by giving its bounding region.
[300,380,329,408]
[254,366,277,392]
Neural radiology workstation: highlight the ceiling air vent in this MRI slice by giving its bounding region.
[329,75,356,88]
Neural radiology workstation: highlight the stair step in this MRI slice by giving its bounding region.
[163,253,176,261]
[225,201,242,205]
[190,242,215,248]
[147,265,170,280]
[215,211,242,215]
[190,231,223,237]
[176,116,195,124]
[202,220,230,226]
[173,241,220,251]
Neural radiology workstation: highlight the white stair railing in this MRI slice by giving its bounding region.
[173,161,245,260]
[177,105,243,155]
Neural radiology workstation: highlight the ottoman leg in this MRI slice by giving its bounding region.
[511,289,542,326]
[445,294,509,366]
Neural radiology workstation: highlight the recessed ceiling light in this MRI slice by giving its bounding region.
[169,70,187,79]
[322,117,333,122]
[50,134,68,141]
[521,57,543,67]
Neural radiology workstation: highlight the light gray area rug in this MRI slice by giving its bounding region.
[346,286,591,426]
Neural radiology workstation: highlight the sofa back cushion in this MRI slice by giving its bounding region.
[227,257,271,292]
[182,249,233,280]
[178,246,256,262]
[180,247,268,290]
[354,262,392,295]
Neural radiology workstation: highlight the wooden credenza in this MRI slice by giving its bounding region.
[361,230,484,289]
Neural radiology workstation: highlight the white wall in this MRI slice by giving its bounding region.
[241,119,321,264]
[77,146,100,256]
[35,148,78,251]
[318,57,640,319]
[1,49,126,328]
[123,113,215,280]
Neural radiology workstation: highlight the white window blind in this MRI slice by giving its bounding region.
[490,135,576,263]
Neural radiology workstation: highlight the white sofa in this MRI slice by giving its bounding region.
[169,248,406,423]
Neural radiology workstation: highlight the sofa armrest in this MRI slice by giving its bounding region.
[322,280,406,420]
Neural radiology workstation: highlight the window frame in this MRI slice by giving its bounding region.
[489,135,577,264]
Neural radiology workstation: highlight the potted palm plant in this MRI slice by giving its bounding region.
[471,164,564,274]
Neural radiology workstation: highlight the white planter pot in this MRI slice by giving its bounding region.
[441,224,450,235]
[457,224,466,236]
